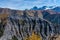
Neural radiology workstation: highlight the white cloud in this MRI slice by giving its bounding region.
[0,0,60,10]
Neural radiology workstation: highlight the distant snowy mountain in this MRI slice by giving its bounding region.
[31,6,54,10]
[31,6,60,12]
[31,6,38,10]
[52,7,60,12]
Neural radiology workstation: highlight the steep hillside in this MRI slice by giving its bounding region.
[0,8,60,40]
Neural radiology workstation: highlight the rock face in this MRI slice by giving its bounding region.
[0,8,60,40]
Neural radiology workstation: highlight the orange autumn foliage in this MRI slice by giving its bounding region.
[25,32,42,40]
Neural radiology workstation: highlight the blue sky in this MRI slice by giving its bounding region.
[0,0,60,10]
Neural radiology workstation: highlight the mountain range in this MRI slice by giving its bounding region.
[0,6,60,40]
[31,6,60,24]
[0,6,60,25]
[31,6,60,12]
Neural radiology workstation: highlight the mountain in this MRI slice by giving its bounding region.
[31,6,38,10]
[0,7,60,40]
[31,6,47,10]
[38,6,47,10]
[52,7,60,12]
[31,6,60,12]
[0,7,60,24]
[42,11,60,24]
[0,8,56,40]
[31,6,54,10]
[41,10,60,25]
[31,6,60,24]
